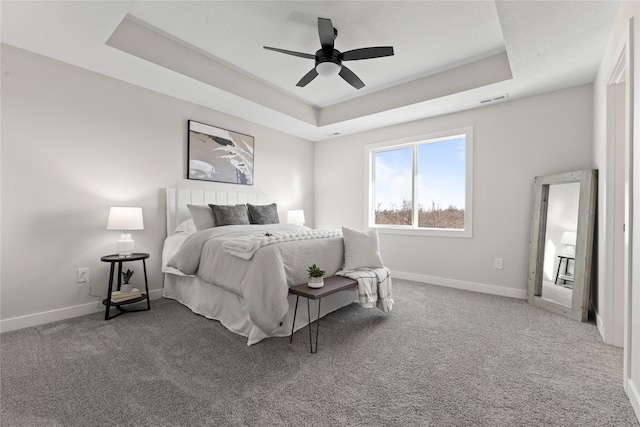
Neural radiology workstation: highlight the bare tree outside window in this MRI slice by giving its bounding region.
[375,200,464,229]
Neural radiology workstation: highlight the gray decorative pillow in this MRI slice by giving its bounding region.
[342,226,384,270]
[209,204,250,226]
[247,203,279,225]
[188,204,216,230]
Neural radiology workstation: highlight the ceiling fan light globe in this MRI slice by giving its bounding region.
[316,61,341,77]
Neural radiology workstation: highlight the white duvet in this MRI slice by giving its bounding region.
[222,228,342,260]
[166,224,345,334]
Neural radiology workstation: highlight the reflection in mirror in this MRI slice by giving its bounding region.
[527,170,597,321]
[541,183,580,308]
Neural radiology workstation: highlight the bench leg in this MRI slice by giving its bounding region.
[290,296,299,343]
[307,298,321,354]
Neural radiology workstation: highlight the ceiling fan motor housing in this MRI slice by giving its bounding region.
[315,49,342,76]
[315,49,342,68]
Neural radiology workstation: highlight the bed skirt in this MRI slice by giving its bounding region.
[163,273,357,346]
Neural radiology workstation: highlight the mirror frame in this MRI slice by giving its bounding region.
[527,169,597,321]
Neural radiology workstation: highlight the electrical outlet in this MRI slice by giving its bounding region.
[494,258,504,270]
[77,268,90,283]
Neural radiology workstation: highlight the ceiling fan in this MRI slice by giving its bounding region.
[263,17,394,90]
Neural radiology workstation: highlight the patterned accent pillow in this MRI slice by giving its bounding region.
[342,226,384,270]
[247,203,279,225]
[188,204,216,230]
[209,204,250,226]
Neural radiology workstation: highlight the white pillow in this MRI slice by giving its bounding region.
[342,226,384,270]
[188,204,216,230]
[174,219,197,235]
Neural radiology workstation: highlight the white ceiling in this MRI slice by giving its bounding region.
[0,1,620,141]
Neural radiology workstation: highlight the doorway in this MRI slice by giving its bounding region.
[605,19,634,403]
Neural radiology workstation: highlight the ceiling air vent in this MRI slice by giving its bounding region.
[479,93,509,104]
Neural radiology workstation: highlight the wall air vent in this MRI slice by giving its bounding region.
[479,93,509,104]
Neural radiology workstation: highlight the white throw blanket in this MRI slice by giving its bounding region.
[336,267,393,312]
[223,229,342,260]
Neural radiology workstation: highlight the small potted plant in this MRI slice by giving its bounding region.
[121,269,134,292]
[307,263,325,289]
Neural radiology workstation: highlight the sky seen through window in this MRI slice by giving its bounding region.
[374,137,466,212]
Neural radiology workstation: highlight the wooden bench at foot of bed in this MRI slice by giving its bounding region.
[289,276,358,354]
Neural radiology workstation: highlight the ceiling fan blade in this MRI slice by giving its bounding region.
[342,46,395,61]
[263,46,315,60]
[296,68,319,87]
[318,17,335,56]
[339,65,365,90]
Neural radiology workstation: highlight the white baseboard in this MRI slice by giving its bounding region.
[626,378,640,424]
[595,308,606,338]
[0,289,165,333]
[391,270,527,299]
[0,275,526,333]
[592,305,624,347]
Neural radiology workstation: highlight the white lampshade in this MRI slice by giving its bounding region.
[561,231,577,245]
[287,210,306,226]
[561,231,577,256]
[316,61,341,77]
[107,207,144,257]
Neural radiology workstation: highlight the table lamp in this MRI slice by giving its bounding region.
[107,207,144,257]
[287,210,306,226]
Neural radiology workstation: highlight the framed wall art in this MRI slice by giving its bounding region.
[187,120,254,185]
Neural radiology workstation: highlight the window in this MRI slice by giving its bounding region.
[365,127,473,237]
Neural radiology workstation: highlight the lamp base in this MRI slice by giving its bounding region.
[116,233,134,257]
[563,245,575,257]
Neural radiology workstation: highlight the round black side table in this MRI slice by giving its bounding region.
[100,253,151,320]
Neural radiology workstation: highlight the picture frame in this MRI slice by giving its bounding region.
[187,120,254,185]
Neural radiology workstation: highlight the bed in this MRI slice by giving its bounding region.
[161,188,356,345]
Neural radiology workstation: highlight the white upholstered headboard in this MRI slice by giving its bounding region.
[166,188,268,235]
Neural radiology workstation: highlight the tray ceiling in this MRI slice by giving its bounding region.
[0,1,620,141]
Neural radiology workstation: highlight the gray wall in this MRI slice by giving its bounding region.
[0,44,315,328]
[315,84,593,298]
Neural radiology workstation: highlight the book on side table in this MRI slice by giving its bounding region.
[111,288,142,303]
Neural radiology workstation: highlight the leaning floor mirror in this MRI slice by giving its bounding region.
[527,169,597,321]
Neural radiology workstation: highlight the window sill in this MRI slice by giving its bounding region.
[371,225,472,238]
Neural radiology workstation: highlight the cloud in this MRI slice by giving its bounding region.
[375,157,412,209]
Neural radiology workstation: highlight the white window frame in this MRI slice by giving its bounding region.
[364,127,473,238]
